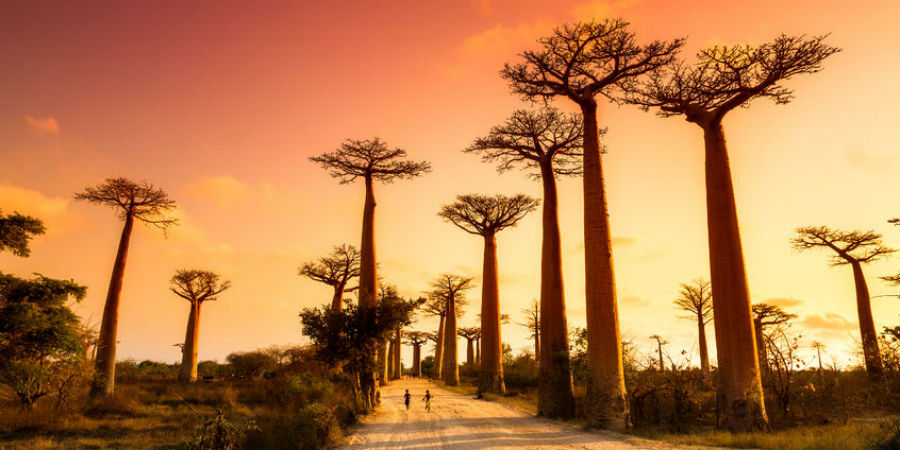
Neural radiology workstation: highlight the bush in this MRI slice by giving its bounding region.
[184,409,256,450]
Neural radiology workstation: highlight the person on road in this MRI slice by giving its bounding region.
[403,389,411,410]
[422,390,433,412]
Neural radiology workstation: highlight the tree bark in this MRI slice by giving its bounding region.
[703,121,768,432]
[466,338,474,367]
[443,294,459,386]
[413,344,421,377]
[392,328,402,379]
[387,339,396,380]
[850,260,884,376]
[434,314,445,379]
[476,337,481,366]
[90,211,135,397]
[579,101,626,426]
[179,300,202,382]
[657,341,665,371]
[698,316,710,377]
[478,231,505,393]
[359,174,379,406]
[753,318,769,375]
[378,340,388,385]
[331,283,344,311]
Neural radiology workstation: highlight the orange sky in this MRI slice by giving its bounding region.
[1,0,898,369]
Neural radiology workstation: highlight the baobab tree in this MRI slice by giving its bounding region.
[751,303,796,375]
[520,299,540,362]
[439,194,538,393]
[503,19,682,426]
[391,326,402,380]
[426,274,474,386]
[466,107,583,414]
[630,35,839,431]
[673,278,713,376]
[792,226,894,376]
[422,290,465,379]
[0,210,45,258]
[458,327,481,367]
[311,139,430,403]
[75,177,177,397]
[649,335,668,371]
[170,269,231,382]
[404,331,429,377]
[811,341,826,375]
[298,244,360,311]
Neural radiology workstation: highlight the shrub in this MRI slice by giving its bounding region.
[184,409,256,450]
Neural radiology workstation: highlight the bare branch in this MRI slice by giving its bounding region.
[74,177,178,230]
[309,137,431,184]
[170,269,231,303]
[438,193,539,236]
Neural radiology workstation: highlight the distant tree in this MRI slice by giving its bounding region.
[631,35,838,432]
[503,19,682,426]
[519,299,540,362]
[811,341,826,375]
[673,278,713,376]
[226,350,278,379]
[299,244,360,311]
[882,218,900,287]
[311,138,430,403]
[0,210,46,257]
[467,107,583,411]
[0,273,86,407]
[421,291,463,380]
[792,226,894,376]
[404,331,430,377]
[457,327,481,367]
[75,177,177,397]
[426,274,474,386]
[439,193,538,393]
[649,335,668,371]
[170,269,231,382]
[751,303,797,374]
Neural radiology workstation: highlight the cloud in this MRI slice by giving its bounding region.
[0,183,80,235]
[24,115,59,134]
[620,294,651,308]
[185,175,251,209]
[801,313,857,331]
[569,236,639,255]
[765,297,804,308]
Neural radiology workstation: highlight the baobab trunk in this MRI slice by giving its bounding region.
[413,344,421,377]
[90,212,134,397]
[443,294,460,386]
[479,231,505,393]
[392,328,402,379]
[476,337,481,366]
[534,330,540,363]
[579,101,627,426]
[850,260,884,376]
[698,316,710,377]
[387,339,396,380]
[179,301,201,382]
[331,284,344,311]
[753,317,769,375]
[378,342,388,385]
[537,161,574,416]
[656,341,665,371]
[703,122,768,431]
[466,338,474,367]
[434,315,445,379]
[359,174,379,406]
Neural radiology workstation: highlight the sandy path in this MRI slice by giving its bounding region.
[337,379,689,450]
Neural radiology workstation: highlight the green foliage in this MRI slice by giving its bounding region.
[184,409,257,450]
[0,272,86,406]
[226,350,279,379]
[0,211,45,257]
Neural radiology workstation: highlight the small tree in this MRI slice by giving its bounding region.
[519,299,540,362]
[299,244,360,311]
[673,278,713,376]
[171,269,231,382]
[426,274,474,386]
[458,327,481,367]
[792,226,894,376]
[503,19,682,426]
[0,273,86,407]
[751,303,797,375]
[75,177,177,397]
[439,194,538,393]
[404,331,429,377]
[631,35,839,431]
[0,210,46,257]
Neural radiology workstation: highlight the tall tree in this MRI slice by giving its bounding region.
[519,299,541,362]
[439,194,538,393]
[751,304,797,375]
[170,269,231,382]
[421,291,463,379]
[792,226,894,376]
[75,177,177,397]
[631,35,838,431]
[310,138,430,404]
[502,19,682,425]
[673,278,713,376]
[391,326,402,380]
[0,210,46,258]
[466,107,583,413]
[404,331,429,377]
[458,327,481,367]
[426,274,474,386]
[299,244,360,311]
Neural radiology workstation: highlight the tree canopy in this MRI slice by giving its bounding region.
[309,138,432,184]
[170,269,231,303]
[74,177,178,229]
[674,278,713,323]
[438,194,539,236]
[792,226,895,265]
[298,244,360,290]
[0,210,46,258]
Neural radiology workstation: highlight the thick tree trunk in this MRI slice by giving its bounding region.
[443,295,459,386]
[90,212,134,397]
[434,314,445,379]
[378,341,388,385]
[359,174,379,406]
[331,284,344,311]
[479,232,505,393]
[703,122,768,431]
[753,318,769,375]
[466,338,474,367]
[698,316,710,377]
[392,328,402,379]
[179,300,202,382]
[476,337,481,366]
[579,102,626,426]
[413,344,421,377]
[387,339,396,380]
[850,261,884,376]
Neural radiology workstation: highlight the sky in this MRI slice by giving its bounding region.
[1,0,898,370]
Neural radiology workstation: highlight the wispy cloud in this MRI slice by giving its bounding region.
[765,297,804,308]
[24,115,59,134]
[801,313,856,331]
[185,175,251,209]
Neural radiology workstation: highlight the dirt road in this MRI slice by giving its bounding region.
[338,378,684,450]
